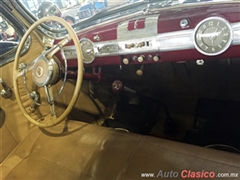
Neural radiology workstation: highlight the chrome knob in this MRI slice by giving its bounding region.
[136,65,144,76]
[137,55,145,62]
[153,55,160,62]
[132,56,138,61]
[123,58,130,65]
[0,78,12,99]
[180,19,189,28]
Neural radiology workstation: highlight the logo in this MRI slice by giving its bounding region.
[197,31,222,39]
[36,65,44,78]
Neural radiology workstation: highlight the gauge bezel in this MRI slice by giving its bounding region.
[79,38,95,64]
[193,17,233,56]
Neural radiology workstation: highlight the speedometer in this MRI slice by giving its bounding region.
[193,17,233,56]
[80,38,95,64]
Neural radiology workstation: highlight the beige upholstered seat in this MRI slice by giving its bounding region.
[1,120,240,180]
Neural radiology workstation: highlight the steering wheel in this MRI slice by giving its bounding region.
[13,16,83,128]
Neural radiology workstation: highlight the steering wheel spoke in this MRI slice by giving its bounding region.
[46,36,72,59]
[14,58,38,79]
[13,16,83,128]
[44,85,56,116]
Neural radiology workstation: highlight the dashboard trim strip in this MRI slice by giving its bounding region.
[63,22,240,60]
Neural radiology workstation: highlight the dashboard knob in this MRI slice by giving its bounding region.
[147,55,153,60]
[132,56,138,61]
[93,35,101,42]
[180,19,189,28]
[153,55,160,62]
[123,58,130,65]
[137,55,145,62]
[136,65,144,76]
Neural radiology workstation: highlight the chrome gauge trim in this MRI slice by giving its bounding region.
[79,38,95,64]
[193,17,233,56]
[63,38,95,64]
[63,21,240,60]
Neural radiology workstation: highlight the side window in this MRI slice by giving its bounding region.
[0,15,19,56]
[0,2,31,67]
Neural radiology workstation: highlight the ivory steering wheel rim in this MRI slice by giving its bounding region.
[13,16,83,128]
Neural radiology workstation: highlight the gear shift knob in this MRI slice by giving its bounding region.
[112,80,123,93]
[112,80,136,94]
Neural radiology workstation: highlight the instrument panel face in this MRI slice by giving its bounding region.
[79,38,95,64]
[193,17,233,56]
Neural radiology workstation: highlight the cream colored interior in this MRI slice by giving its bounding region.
[13,16,85,128]
[0,21,104,163]
[1,5,240,180]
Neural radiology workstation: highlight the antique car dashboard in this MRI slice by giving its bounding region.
[56,1,240,76]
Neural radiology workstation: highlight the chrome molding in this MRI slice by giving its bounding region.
[232,22,240,45]
[117,15,159,40]
[63,21,240,60]
[157,29,194,51]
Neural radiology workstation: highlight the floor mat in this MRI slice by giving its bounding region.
[102,94,159,135]
[184,98,240,151]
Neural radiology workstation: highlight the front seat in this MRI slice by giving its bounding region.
[1,120,240,180]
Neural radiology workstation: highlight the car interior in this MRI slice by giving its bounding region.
[1,0,240,179]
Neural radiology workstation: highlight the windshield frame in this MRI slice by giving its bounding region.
[11,0,238,39]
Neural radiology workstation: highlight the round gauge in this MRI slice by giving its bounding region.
[79,38,95,64]
[193,17,233,56]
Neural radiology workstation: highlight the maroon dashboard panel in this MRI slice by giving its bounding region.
[56,2,240,69]
[77,22,119,42]
[157,3,240,33]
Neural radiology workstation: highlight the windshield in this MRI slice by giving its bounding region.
[20,0,132,25]
[19,0,236,30]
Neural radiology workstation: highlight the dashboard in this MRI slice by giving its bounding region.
[56,2,240,69]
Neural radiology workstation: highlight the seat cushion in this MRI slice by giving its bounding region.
[0,123,18,163]
[1,120,240,180]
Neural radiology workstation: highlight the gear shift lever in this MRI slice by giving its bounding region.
[112,80,136,94]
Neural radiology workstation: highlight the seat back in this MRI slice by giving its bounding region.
[1,121,240,179]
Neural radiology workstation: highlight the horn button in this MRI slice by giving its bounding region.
[32,58,54,87]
